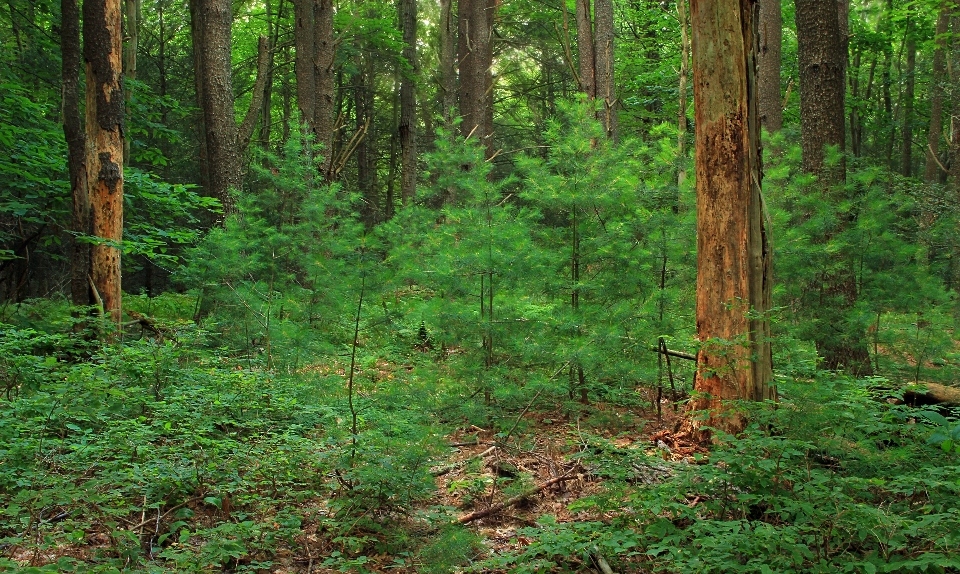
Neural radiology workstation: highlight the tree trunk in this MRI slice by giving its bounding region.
[191,0,240,218]
[189,0,210,193]
[593,0,616,141]
[123,0,139,162]
[925,4,949,183]
[84,0,125,326]
[458,0,494,158]
[758,0,782,133]
[62,0,90,308]
[438,0,456,130]
[315,0,336,180]
[575,0,595,99]
[688,0,774,437]
[795,0,846,180]
[950,14,960,192]
[293,0,316,133]
[237,36,272,154]
[676,0,690,187]
[399,0,418,205]
[901,8,916,178]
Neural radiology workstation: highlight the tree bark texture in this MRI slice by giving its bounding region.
[901,8,917,178]
[795,0,846,180]
[399,0,418,206]
[925,4,950,183]
[63,0,90,307]
[123,0,139,161]
[84,0,125,325]
[315,0,336,179]
[676,0,690,187]
[438,0,456,129]
[188,0,210,193]
[191,0,240,217]
[950,14,960,192]
[593,0,617,141]
[458,0,495,158]
[689,0,774,436]
[758,0,782,133]
[293,0,316,131]
[238,36,272,154]
[575,0,595,99]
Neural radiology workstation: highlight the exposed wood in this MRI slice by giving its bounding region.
[649,347,697,362]
[84,0,125,327]
[687,0,773,436]
[903,382,960,407]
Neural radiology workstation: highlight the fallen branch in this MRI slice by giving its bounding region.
[456,466,579,524]
[649,346,697,361]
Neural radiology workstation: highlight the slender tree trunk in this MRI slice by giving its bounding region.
[315,0,336,180]
[902,7,917,177]
[458,0,494,158]
[237,36,272,154]
[399,0,418,205]
[189,0,210,192]
[123,0,139,162]
[758,0,782,133]
[439,0,456,129]
[84,0,125,326]
[795,0,846,180]
[63,0,90,307]
[191,0,240,218]
[293,0,316,133]
[950,14,960,191]
[676,0,690,187]
[688,0,773,437]
[593,0,616,141]
[925,4,950,183]
[575,0,595,99]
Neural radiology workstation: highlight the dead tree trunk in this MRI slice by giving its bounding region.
[688,0,774,436]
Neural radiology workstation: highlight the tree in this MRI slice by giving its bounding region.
[293,0,336,179]
[575,0,617,141]
[925,3,950,183]
[458,0,495,158]
[399,0,418,205]
[62,0,89,308]
[687,0,773,436]
[84,0,125,325]
[758,0,782,133]
[190,0,241,217]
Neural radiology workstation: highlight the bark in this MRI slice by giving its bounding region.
[950,14,960,191]
[123,0,139,161]
[356,55,377,226]
[902,9,917,178]
[688,0,774,436]
[84,0,125,326]
[925,4,949,183]
[575,0,595,99]
[191,0,240,218]
[795,0,846,180]
[293,0,316,132]
[758,0,782,132]
[458,0,494,158]
[399,0,418,205]
[62,0,90,307]
[189,0,209,192]
[677,0,690,187]
[238,36,272,154]
[593,0,617,141]
[439,0,456,129]
[315,0,336,180]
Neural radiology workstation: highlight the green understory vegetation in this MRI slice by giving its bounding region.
[2,114,960,573]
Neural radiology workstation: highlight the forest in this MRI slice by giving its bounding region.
[2,0,960,571]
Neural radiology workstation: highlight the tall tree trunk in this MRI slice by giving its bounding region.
[315,0,336,180]
[438,0,456,130]
[458,0,494,158]
[575,0,595,99]
[63,0,90,308]
[901,8,916,177]
[795,0,846,180]
[123,0,139,162]
[758,0,782,133]
[593,0,616,141]
[688,0,773,436]
[191,0,240,218]
[796,0,872,375]
[293,0,316,134]
[676,0,690,187]
[399,0,418,205]
[189,0,210,193]
[237,36,272,154]
[84,0,125,326]
[925,3,950,183]
[950,13,960,192]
